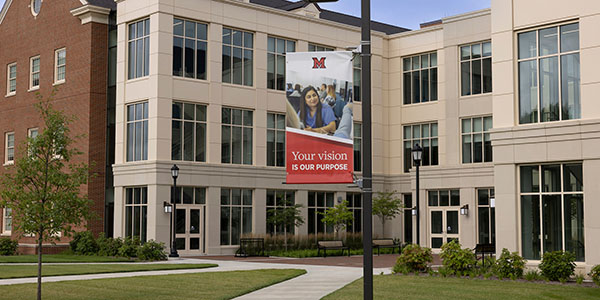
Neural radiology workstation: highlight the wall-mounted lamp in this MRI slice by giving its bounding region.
[490,198,495,208]
[460,204,469,216]
[411,206,418,216]
[164,201,172,213]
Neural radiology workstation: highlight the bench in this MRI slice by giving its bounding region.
[317,240,349,258]
[372,239,401,256]
[473,243,495,267]
[235,238,265,257]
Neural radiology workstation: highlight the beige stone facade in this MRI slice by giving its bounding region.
[112,0,599,270]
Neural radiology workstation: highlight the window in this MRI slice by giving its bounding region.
[172,102,206,162]
[267,37,295,90]
[266,190,296,235]
[267,113,285,167]
[353,58,361,102]
[2,208,11,235]
[403,123,438,172]
[125,187,148,242]
[5,132,14,164]
[126,102,148,162]
[173,18,207,80]
[221,107,253,164]
[171,186,206,204]
[461,116,492,163]
[346,193,362,233]
[354,122,362,172]
[307,191,334,234]
[54,48,66,84]
[428,190,460,207]
[128,19,150,79]
[220,188,252,245]
[403,194,413,244]
[477,188,495,245]
[6,63,16,95]
[460,42,492,96]
[403,52,437,104]
[28,128,38,139]
[520,163,584,261]
[308,44,334,52]
[518,23,580,124]
[222,28,253,86]
[30,56,40,90]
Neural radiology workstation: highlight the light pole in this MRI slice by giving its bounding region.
[412,143,423,245]
[170,164,179,258]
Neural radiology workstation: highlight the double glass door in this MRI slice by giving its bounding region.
[175,206,205,254]
[430,209,459,249]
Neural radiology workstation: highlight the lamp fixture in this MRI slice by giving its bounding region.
[460,204,469,216]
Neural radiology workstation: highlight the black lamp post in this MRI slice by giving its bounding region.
[412,143,423,245]
[169,164,179,258]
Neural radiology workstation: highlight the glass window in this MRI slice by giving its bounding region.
[403,194,413,244]
[124,187,148,242]
[462,116,492,163]
[222,28,253,86]
[172,101,206,162]
[307,191,335,235]
[267,113,285,167]
[354,123,362,172]
[2,208,11,234]
[267,37,295,90]
[171,186,206,205]
[173,18,207,80]
[128,19,150,79]
[308,44,334,52]
[266,190,296,234]
[126,102,148,161]
[221,188,252,245]
[7,63,16,95]
[5,132,14,163]
[403,122,438,172]
[518,23,580,124]
[403,52,437,104]
[30,56,40,89]
[427,190,460,207]
[222,107,253,165]
[460,41,492,96]
[54,48,66,83]
[346,193,362,233]
[477,188,495,245]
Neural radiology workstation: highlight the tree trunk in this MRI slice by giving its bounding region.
[283,227,288,252]
[381,219,386,238]
[37,233,43,300]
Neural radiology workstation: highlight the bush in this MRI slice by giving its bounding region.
[524,269,543,281]
[69,231,98,255]
[97,235,123,257]
[393,244,432,273]
[137,240,167,261]
[118,236,141,258]
[589,265,600,286]
[539,251,575,281]
[439,240,476,275]
[0,237,18,256]
[494,248,526,279]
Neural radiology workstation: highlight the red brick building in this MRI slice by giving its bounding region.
[0,0,115,254]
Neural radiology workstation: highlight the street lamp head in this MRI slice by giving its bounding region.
[171,164,179,179]
[412,143,423,163]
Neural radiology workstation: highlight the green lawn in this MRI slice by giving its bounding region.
[0,263,217,279]
[0,269,306,300]
[323,274,600,300]
[0,255,134,263]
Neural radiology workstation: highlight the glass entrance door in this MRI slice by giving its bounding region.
[430,209,459,250]
[175,206,205,254]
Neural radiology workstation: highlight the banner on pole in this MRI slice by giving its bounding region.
[285,51,354,184]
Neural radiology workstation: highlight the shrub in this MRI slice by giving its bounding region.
[439,240,476,275]
[118,236,141,258]
[393,243,432,273]
[0,238,18,256]
[494,248,526,279]
[524,269,543,281]
[137,240,167,261]
[539,251,575,281]
[97,236,123,257]
[575,273,585,285]
[70,231,98,255]
[589,265,600,286]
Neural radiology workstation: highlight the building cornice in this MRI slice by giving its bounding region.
[0,0,13,25]
[70,4,111,25]
[442,8,491,24]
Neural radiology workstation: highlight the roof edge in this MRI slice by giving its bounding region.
[0,0,14,25]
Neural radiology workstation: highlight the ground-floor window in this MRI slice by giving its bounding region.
[477,188,495,245]
[172,187,206,251]
[520,163,584,261]
[2,208,11,235]
[125,187,148,242]
[346,193,362,233]
[220,188,252,245]
[428,190,460,248]
[266,190,296,235]
[308,191,334,234]
[403,194,413,244]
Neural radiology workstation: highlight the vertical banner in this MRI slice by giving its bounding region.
[285,51,354,184]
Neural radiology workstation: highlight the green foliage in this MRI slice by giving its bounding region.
[524,269,543,281]
[575,273,585,285]
[118,236,141,258]
[494,248,526,279]
[393,244,432,273]
[439,240,476,275]
[69,231,98,255]
[372,191,403,235]
[97,236,124,257]
[266,197,305,251]
[137,240,167,261]
[589,265,600,286]
[0,237,18,256]
[320,200,354,237]
[539,251,576,281]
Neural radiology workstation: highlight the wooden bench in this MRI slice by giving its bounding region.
[473,243,495,267]
[317,240,349,257]
[235,238,265,257]
[372,238,401,255]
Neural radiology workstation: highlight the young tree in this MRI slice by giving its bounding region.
[0,96,92,300]
[372,191,403,237]
[266,197,304,251]
[320,200,354,239]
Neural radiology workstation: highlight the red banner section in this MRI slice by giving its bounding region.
[286,128,354,184]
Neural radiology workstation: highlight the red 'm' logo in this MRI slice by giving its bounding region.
[312,57,326,69]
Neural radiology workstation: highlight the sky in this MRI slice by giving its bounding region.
[0,0,491,30]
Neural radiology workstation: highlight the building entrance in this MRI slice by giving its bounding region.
[175,205,205,254]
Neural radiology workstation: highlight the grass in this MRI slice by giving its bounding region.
[0,269,306,300]
[269,247,398,258]
[0,263,217,279]
[0,254,135,263]
[323,274,600,300]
